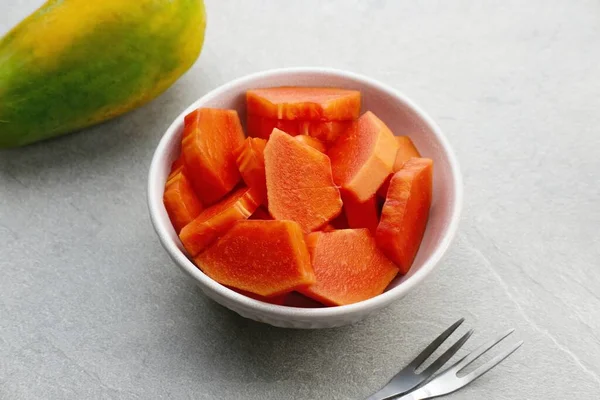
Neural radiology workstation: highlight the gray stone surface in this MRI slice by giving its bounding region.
[1,0,599,398]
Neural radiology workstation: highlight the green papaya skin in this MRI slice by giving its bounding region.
[0,0,206,148]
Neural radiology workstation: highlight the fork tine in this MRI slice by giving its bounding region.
[408,318,465,370]
[461,340,523,384]
[420,329,474,378]
[449,328,515,374]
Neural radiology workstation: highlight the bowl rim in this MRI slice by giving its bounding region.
[148,67,463,321]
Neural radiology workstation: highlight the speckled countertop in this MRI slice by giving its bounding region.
[1,1,599,399]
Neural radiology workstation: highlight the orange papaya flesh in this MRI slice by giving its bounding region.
[163,170,203,233]
[295,135,326,153]
[329,111,397,202]
[342,191,379,235]
[376,158,433,274]
[236,137,268,205]
[195,220,315,297]
[181,108,245,205]
[246,115,350,145]
[299,229,398,306]
[321,223,336,232]
[179,186,259,257]
[169,154,185,178]
[246,87,361,121]
[377,136,422,198]
[264,129,342,232]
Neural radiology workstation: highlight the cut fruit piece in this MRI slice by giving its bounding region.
[393,136,421,169]
[229,287,287,305]
[249,207,272,220]
[181,108,245,205]
[321,223,336,232]
[329,111,398,202]
[163,171,203,233]
[236,137,268,205]
[179,186,259,257]
[342,191,379,234]
[246,87,361,120]
[264,129,342,232]
[295,135,326,153]
[195,220,315,297]
[246,115,299,139]
[299,229,398,306]
[169,154,185,178]
[376,158,433,274]
[246,115,351,144]
[378,136,422,197]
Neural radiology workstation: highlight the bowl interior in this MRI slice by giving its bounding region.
[149,68,461,314]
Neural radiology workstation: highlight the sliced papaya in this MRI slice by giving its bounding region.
[246,115,350,144]
[195,220,315,297]
[246,87,361,121]
[377,136,422,197]
[329,111,397,202]
[295,135,326,153]
[342,192,379,234]
[246,116,299,139]
[163,170,203,233]
[181,108,245,205]
[169,154,185,178]
[376,158,433,274]
[179,186,259,257]
[264,129,342,232]
[299,229,398,306]
[236,137,268,205]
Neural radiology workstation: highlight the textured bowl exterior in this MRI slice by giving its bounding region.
[148,68,463,329]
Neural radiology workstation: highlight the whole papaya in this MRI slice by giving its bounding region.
[0,0,206,148]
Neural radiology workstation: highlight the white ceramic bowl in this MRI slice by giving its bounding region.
[148,67,462,329]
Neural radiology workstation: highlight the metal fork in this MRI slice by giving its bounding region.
[365,318,473,400]
[365,319,522,400]
[396,329,523,399]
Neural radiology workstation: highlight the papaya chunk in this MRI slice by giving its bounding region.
[329,111,397,202]
[246,115,350,144]
[264,129,342,232]
[195,220,315,297]
[236,137,268,205]
[342,192,379,234]
[295,135,326,153]
[182,108,245,205]
[299,229,398,306]
[376,158,433,274]
[169,154,185,177]
[377,136,421,197]
[246,87,360,120]
[179,186,259,257]
[163,171,203,233]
